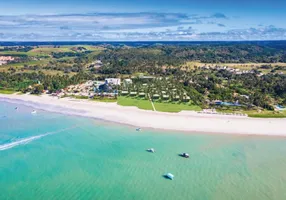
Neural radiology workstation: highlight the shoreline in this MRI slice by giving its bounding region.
[1,94,286,136]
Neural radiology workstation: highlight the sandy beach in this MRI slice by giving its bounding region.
[0,94,285,136]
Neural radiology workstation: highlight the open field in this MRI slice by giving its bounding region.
[0,60,51,73]
[0,49,55,57]
[0,51,35,56]
[29,47,73,53]
[30,45,105,53]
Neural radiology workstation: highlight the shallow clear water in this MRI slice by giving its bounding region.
[1,102,286,200]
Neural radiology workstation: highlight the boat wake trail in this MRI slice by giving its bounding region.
[0,126,77,151]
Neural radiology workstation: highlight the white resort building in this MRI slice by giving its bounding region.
[105,78,121,85]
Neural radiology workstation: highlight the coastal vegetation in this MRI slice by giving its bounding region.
[0,71,93,93]
[0,42,285,117]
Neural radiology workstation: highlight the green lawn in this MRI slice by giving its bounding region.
[117,96,154,110]
[117,96,202,112]
[0,89,16,94]
[154,102,202,112]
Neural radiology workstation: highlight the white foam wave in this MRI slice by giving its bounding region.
[0,126,76,151]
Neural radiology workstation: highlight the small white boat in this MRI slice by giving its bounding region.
[31,110,37,114]
[147,148,155,153]
[165,173,174,180]
[136,128,141,131]
[15,107,18,110]
[180,153,190,158]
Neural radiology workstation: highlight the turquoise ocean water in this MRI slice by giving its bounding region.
[1,101,286,200]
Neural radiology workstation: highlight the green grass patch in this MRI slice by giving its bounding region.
[117,96,202,112]
[0,47,75,57]
[0,51,49,57]
[117,96,153,110]
[0,89,16,94]
[154,102,202,112]
[29,47,72,54]
[245,110,286,118]
[3,59,50,68]
[247,113,286,118]
[0,51,30,56]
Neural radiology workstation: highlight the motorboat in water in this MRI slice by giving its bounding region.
[180,153,189,158]
[31,110,37,114]
[136,128,141,131]
[147,148,155,153]
[165,173,174,180]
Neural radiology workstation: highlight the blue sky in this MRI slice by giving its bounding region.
[0,0,285,41]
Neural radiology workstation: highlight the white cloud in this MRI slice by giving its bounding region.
[0,12,285,41]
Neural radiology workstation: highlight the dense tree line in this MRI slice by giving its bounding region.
[0,72,93,93]
[93,44,286,75]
